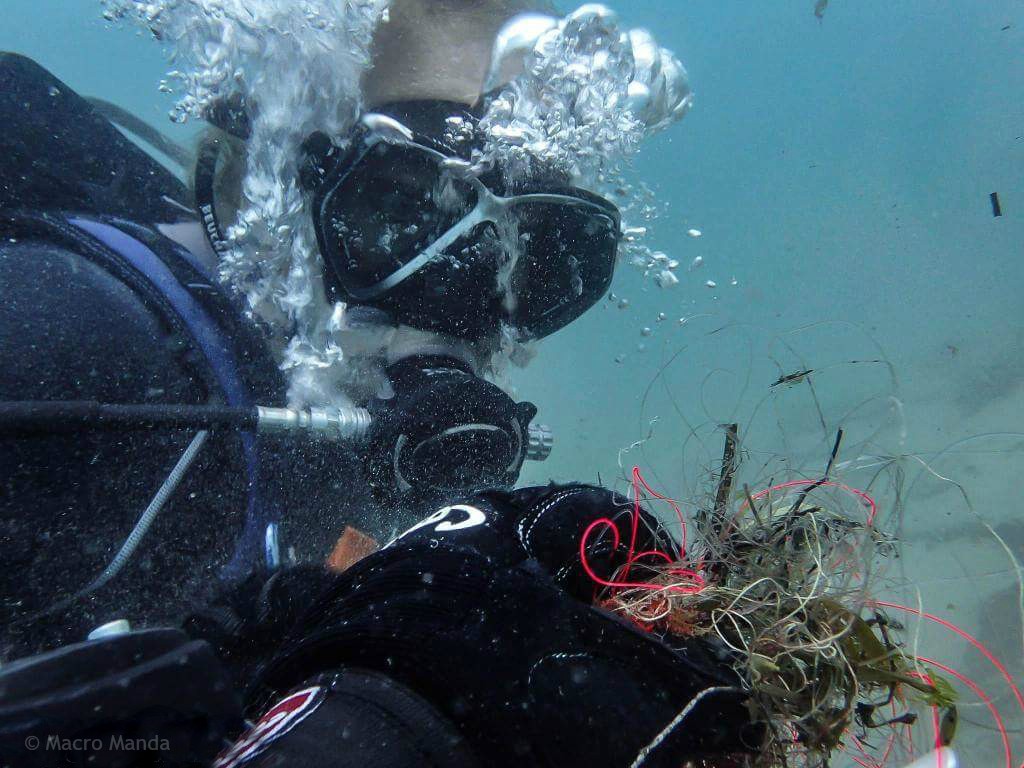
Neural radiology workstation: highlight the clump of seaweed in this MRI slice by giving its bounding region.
[589,428,957,767]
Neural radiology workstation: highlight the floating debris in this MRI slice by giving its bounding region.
[990,191,1003,217]
[608,292,618,302]
[657,312,667,322]
[814,0,828,20]
[686,228,702,238]
[590,434,957,767]
[618,298,630,309]
[614,353,626,364]
[641,327,653,337]
[705,279,717,288]
[690,255,703,270]
[730,276,738,286]
[771,369,814,388]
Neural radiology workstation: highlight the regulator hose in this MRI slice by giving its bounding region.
[0,400,256,435]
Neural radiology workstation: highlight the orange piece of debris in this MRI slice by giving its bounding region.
[326,525,381,573]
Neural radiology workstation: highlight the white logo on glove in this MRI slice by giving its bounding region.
[397,504,488,540]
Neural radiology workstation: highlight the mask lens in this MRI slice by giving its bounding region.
[505,199,618,338]
[318,144,478,295]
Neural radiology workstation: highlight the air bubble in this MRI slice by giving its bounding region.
[654,269,678,287]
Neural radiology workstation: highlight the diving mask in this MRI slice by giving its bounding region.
[299,106,621,342]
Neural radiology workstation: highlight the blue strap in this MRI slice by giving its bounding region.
[70,218,274,577]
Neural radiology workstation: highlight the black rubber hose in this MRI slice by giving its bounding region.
[0,401,257,436]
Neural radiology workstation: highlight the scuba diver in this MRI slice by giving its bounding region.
[0,481,763,768]
[0,1,770,767]
[0,0,638,655]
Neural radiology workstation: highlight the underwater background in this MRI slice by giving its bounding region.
[3,0,1022,764]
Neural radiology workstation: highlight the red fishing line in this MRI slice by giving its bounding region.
[630,549,674,564]
[918,656,1013,768]
[630,466,689,560]
[849,723,900,768]
[579,467,707,596]
[579,517,704,594]
[848,734,885,768]
[848,752,883,768]
[872,601,1024,733]
[930,707,942,768]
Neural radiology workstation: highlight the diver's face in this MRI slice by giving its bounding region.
[303,124,620,346]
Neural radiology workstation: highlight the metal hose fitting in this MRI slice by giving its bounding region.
[526,423,554,461]
[256,406,373,443]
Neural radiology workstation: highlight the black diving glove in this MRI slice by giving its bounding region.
[505,482,681,599]
[182,564,340,694]
[222,483,759,768]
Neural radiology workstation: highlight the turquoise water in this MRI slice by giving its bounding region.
[3,1,1022,764]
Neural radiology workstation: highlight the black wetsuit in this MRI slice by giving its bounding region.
[0,53,378,656]
[0,466,757,765]
[186,485,759,768]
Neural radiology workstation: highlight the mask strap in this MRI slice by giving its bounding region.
[192,135,232,257]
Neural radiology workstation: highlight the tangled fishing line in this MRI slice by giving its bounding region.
[584,428,963,767]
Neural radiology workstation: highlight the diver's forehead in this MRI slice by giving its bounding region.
[362,0,551,108]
